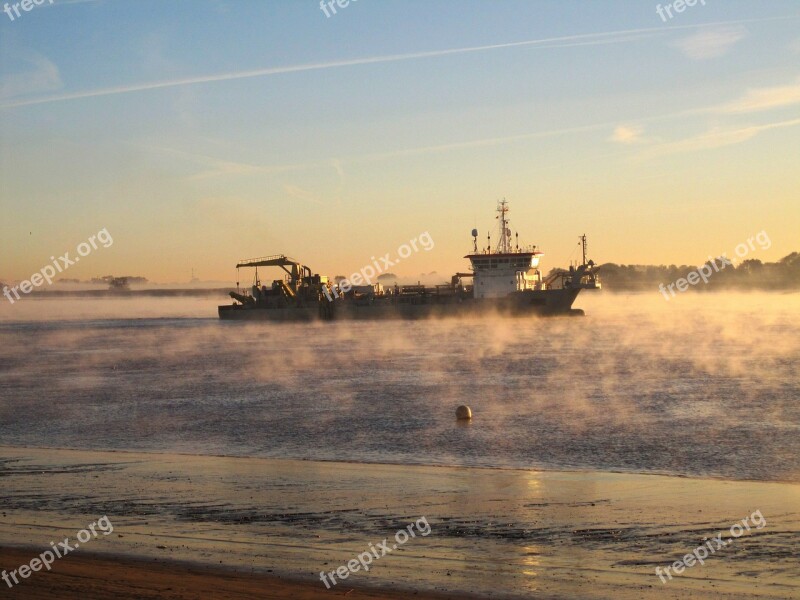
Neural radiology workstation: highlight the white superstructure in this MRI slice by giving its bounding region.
[466,200,546,299]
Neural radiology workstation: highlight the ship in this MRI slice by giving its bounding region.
[218,200,600,321]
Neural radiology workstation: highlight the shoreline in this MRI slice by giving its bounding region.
[1,446,798,599]
[1,444,797,485]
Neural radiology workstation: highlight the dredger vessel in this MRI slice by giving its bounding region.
[218,201,600,320]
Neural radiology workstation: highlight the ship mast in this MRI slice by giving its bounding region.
[495,199,512,254]
[580,234,588,266]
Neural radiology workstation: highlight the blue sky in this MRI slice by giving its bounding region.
[1,0,799,282]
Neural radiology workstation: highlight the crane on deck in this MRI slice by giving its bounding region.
[229,255,327,308]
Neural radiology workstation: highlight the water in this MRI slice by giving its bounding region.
[1,292,798,482]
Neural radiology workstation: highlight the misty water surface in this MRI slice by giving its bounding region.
[0,292,798,482]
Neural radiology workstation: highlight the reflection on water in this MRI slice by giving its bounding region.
[0,292,798,482]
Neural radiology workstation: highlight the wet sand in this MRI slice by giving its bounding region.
[0,547,462,600]
[1,446,798,599]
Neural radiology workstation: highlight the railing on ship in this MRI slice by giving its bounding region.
[468,245,540,255]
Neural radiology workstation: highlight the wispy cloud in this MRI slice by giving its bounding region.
[671,26,748,60]
[609,125,645,144]
[161,103,796,179]
[606,76,800,158]
[0,55,61,100]
[151,121,617,183]
[719,79,800,113]
[330,159,345,185]
[145,146,307,180]
[639,118,800,159]
[156,73,800,177]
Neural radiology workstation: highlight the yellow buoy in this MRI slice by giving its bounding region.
[456,405,472,420]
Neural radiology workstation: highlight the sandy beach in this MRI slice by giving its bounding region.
[0,545,457,599]
[0,547,465,600]
[1,446,797,599]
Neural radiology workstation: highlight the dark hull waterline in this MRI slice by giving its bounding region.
[218,288,583,321]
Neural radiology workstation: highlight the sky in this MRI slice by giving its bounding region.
[1,0,799,284]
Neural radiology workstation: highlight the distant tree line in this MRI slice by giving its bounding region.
[586,252,800,291]
[90,275,148,284]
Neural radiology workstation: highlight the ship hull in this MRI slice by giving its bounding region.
[218,288,583,321]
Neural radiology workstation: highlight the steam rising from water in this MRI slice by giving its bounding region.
[1,292,798,481]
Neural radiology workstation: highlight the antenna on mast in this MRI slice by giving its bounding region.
[580,234,588,265]
[495,198,511,253]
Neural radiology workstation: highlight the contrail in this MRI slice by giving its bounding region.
[1,14,797,110]
[163,105,791,179]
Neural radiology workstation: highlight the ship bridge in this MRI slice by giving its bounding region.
[465,201,545,299]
